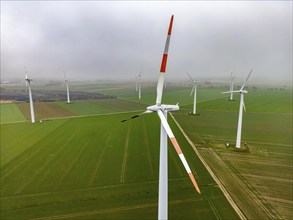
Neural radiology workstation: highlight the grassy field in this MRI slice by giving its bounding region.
[0,112,238,219]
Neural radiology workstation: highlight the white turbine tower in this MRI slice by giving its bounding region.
[122,15,200,220]
[187,73,200,115]
[63,71,70,104]
[25,74,35,123]
[137,71,142,100]
[222,69,253,148]
[229,72,235,101]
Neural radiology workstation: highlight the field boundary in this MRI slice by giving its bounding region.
[169,113,247,220]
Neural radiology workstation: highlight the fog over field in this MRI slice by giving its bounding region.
[1,1,292,83]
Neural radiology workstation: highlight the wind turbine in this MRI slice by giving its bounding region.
[122,15,200,220]
[186,73,200,115]
[25,73,35,123]
[63,71,70,104]
[222,69,253,148]
[137,70,143,100]
[229,72,235,101]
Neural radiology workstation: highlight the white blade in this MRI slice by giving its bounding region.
[190,85,195,96]
[222,90,241,94]
[157,110,201,194]
[121,110,153,122]
[63,71,67,81]
[240,69,253,91]
[186,72,195,83]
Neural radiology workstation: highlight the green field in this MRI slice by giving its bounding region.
[0,103,26,123]
[1,83,292,219]
[1,112,238,219]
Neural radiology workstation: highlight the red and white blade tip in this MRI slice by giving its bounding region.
[170,137,201,194]
[157,110,201,194]
[160,15,174,73]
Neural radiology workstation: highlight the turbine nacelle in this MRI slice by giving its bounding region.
[222,89,248,94]
[147,104,179,112]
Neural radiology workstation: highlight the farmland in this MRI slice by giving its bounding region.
[0,82,292,219]
[172,88,292,219]
[1,111,238,219]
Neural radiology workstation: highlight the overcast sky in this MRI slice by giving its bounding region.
[1,1,292,83]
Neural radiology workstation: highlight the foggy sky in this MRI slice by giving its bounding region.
[1,1,292,83]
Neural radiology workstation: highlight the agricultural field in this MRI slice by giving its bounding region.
[1,82,292,219]
[173,88,292,219]
[0,103,26,123]
[1,111,239,219]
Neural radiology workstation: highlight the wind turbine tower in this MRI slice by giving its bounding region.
[25,74,35,123]
[229,72,235,101]
[223,69,253,148]
[187,73,200,115]
[122,15,201,220]
[137,71,142,100]
[63,71,71,104]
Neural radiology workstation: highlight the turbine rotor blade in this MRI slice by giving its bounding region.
[157,110,201,194]
[186,72,195,83]
[222,90,241,94]
[190,86,195,96]
[156,15,174,105]
[240,69,253,91]
[121,110,153,122]
[63,71,67,81]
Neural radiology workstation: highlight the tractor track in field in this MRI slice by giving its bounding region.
[142,118,155,180]
[87,128,115,187]
[1,124,69,181]
[30,198,201,220]
[208,200,222,220]
[168,146,184,177]
[170,113,283,220]
[120,124,130,183]
[54,138,91,190]
[14,131,75,195]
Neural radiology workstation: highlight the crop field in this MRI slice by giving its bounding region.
[173,88,292,219]
[0,103,26,123]
[1,83,292,219]
[0,98,147,123]
[1,111,239,219]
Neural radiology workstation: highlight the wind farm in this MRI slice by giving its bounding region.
[1,2,292,220]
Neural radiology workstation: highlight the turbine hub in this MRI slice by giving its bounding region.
[147,104,179,112]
